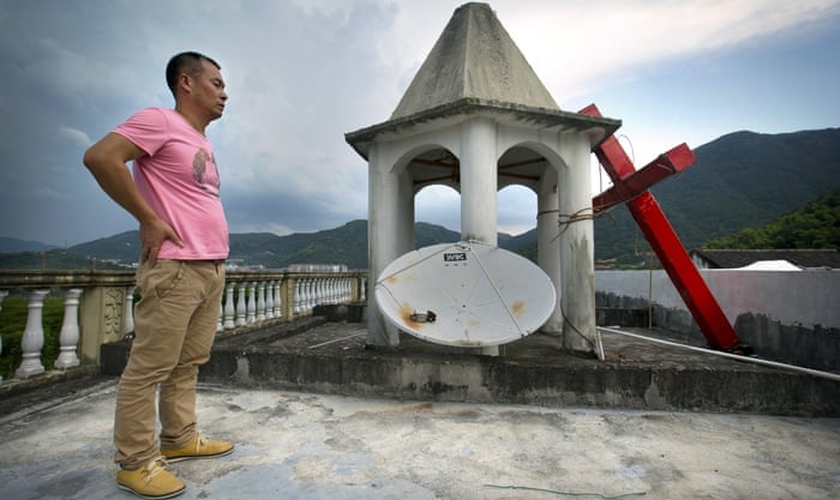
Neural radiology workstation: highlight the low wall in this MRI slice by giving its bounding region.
[595,269,840,371]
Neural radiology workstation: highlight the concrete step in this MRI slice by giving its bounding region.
[199,318,840,417]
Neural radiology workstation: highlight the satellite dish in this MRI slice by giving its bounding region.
[374,241,556,347]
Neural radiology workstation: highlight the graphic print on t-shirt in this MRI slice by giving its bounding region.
[192,148,221,197]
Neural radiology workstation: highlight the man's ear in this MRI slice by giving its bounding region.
[178,73,193,95]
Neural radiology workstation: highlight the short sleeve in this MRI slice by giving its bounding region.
[113,107,170,156]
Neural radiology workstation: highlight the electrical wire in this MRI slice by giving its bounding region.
[598,326,840,382]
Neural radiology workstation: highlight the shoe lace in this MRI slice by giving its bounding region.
[195,430,209,451]
[143,457,170,483]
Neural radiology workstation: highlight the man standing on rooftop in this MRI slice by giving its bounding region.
[83,51,234,499]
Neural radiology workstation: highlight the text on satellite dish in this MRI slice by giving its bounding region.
[443,253,467,262]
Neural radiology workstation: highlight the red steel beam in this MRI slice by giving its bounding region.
[593,144,694,213]
[582,104,746,352]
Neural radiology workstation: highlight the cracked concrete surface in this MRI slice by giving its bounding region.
[1,383,838,499]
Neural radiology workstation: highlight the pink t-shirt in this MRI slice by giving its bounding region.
[114,107,229,261]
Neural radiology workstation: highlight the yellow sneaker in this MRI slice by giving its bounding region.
[161,431,234,463]
[117,457,185,499]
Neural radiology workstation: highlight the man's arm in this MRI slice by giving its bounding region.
[83,133,183,265]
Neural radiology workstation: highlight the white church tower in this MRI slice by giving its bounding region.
[345,2,620,355]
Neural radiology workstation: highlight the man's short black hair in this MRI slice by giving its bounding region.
[165,51,221,96]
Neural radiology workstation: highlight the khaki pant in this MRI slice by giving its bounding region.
[114,260,225,469]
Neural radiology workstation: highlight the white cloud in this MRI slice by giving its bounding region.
[57,126,91,148]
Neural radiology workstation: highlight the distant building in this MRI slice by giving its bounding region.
[690,249,840,270]
[288,264,348,273]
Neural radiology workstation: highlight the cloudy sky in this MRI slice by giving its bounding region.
[1,0,838,247]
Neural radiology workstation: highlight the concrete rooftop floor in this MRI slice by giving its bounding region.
[1,379,839,500]
[1,318,839,499]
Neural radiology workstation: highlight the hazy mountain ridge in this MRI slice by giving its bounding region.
[0,237,57,253]
[2,127,838,269]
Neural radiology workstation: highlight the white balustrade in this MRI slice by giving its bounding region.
[294,279,303,315]
[224,283,236,330]
[257,282,266,322]
[54,288,83,369]
[217,296,224,333]
[0,290,7,382]
[123,286,135,337]
[247,282,257,324]
[0,270,363,383]
[273,281,282,318]
[265,281,275,320]
[307,279,316,311]
[236,282,248,327]
[15,290,50,379]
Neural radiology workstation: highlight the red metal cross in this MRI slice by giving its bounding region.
[582,104,749,353]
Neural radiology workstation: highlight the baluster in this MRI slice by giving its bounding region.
[0,291,7,382]
[247,281,257,323]
[54,288,83,369]
[235,282,248,327]
[303,278,315,314]
[257,281,266,322]
[320,278,328,305]
[264,280,275,320]
[330,277,338,304]
[311,278,320,309]
[224,283,236,329]
[15,289,49,379]
[274,281,282,318]
[294,279,303,315]
[123,286,135,336]
[217,294,224,332]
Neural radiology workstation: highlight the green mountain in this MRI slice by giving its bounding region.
[2,128,838,270]
[49,221,512,270]
[0,237,57,253]
[593,128,840,267]
[705,189,840,249]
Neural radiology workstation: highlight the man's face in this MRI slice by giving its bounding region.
[193,60,228,121]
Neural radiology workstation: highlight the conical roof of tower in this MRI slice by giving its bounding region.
[390,2,559,119]
[346,3,621,160]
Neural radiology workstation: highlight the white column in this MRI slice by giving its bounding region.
[303,279,312,312]
[54,288,83,369]
[247,282,257,323]
[217,295,224,332]
[224,283,236,329]
[257,282,266,322]
[15,290,50,379]
[367,143,402,346]
[537,166,563,335]
[557,131,597,355]
[460,117,498,245]
[235,282,248,327]
[461,117,500,355]
[265,280,275,319]
[123,286,135,337]
[273,281,282,318]
[294,279,303,315]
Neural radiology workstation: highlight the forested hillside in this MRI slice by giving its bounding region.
[705,189,840,249]
[593,128,840,267]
